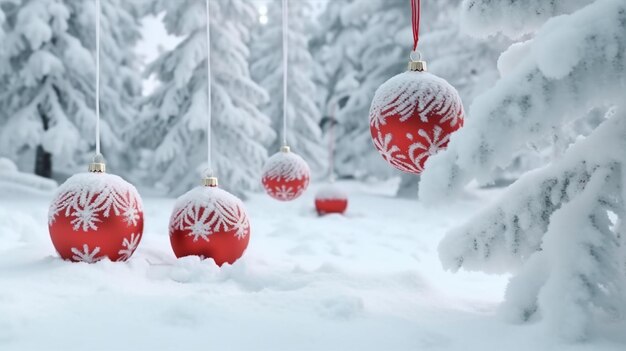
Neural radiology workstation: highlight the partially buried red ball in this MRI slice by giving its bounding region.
[169,183,250,266]
[314,184,348,215]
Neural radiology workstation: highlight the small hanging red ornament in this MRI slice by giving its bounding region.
[48,157,144,263]
[262,146,310,201]
[369,0,464,174]
[169,176,250,266]
[315,184,348,215]
[261,0,311,201]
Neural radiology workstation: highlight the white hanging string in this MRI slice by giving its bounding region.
[205,0,213,175]
[329,100,336,183]
[282,0,288,146]
[95,0,101,157]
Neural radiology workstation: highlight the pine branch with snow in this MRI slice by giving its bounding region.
[422,0,626,340]
[0,0,143,176]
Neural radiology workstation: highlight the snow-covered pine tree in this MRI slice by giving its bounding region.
[0,0,143,178]
[133,0,274,196]
[420,0,626,340]
[251,0,325,174]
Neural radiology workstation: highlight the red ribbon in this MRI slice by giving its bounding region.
[411,0,421,51]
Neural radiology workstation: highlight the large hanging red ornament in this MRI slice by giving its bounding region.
[48,161,144,263]
[262,146,310,201]
[369,0,464,174]
[169,177,250,266]
[315,184,348,215]
[369,60,464,174]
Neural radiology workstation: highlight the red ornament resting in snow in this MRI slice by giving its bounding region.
[369,59,464,174]
[48,161,144,263]
[315,184,348,215]
[169,176,250,266]
[262,146,310,201]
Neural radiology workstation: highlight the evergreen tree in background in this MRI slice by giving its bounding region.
[0,0,143,178]
[251,0,325,174]
[133,0,274,196]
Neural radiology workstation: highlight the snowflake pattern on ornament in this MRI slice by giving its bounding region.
[268,184,307,201]
[369,71,464,174]
[170,186,250,242]
[48,173,143,232]
[71,244,103,263]
[117,233,141,261]
[370,71,463,129]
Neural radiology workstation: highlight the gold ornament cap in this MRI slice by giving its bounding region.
[408,50,427,72]
[408,60,427,72]
[280,145,291,153]
[88,153,106,173]
[202,176,218,187]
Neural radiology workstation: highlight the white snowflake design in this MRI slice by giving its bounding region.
[373,126,451,174]
[273,185,295,200]
[117,233,141,261]
[369,71,463,129]
[262,151,310,182]
[49,173,143,232]
[170,187,250,242]
[373,131,402,163]
[407,126,450,172]
[71,244,103,263]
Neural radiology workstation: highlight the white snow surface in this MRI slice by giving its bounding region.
[1,181,625,350]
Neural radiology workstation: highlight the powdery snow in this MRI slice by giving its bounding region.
[315,183,348,200]
[369,71,464,129]
[1,181,625,350]
[262,150,311,182]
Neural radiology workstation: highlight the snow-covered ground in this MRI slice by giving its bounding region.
[0,180,624,351]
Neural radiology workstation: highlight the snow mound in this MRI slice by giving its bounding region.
[0,157,57,194]
[315,184,348,200]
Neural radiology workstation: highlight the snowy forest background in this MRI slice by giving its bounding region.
[0,0,516,197]
[1,0,626,349]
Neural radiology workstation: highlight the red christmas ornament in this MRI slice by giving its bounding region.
[48,165,144,263]
[314,184,348,215]
[369,59,464,174]
[262,146,310,201]
[169,177,250,266]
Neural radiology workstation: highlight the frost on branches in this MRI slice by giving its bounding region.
[134,0,274,196]
[420,0,626,340]
[0,0,143,177]
[251,0,325,173]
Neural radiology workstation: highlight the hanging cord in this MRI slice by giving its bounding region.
[281,0,288,147]
[205,0,213,176]
[410,0,421,52]
[95,0,101,157]
[329,100,336,183]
